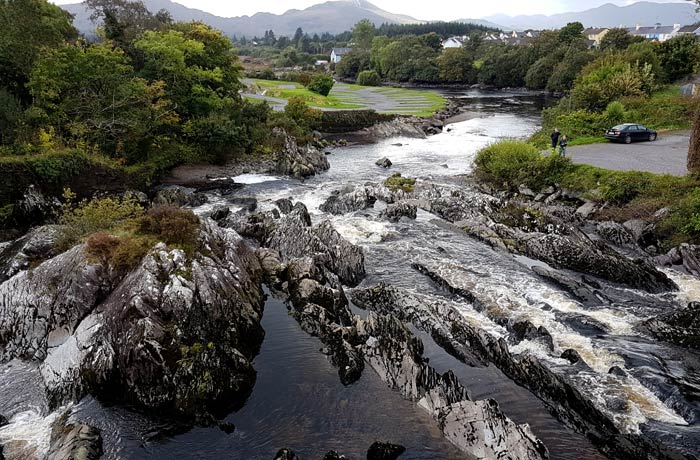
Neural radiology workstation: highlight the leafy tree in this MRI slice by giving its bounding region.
[600,28,645,51]
[659,34,700,83]
[437,48,476,83]
[525,53,564,90]
[0,88,24,144]
[420,33,443,52]
[546,48,595,92]
[134,23,243,118]
[375,35,440,82]
[558,22,585,45]
[352,19,375,50]
[307,74,334,96]
[28,43,177,161]
[0,0,77,101]
[335,50,371,78]
[283,97,322,132]
[479,45,535,88]
[86,0,171,49]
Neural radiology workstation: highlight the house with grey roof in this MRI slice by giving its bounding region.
[330,48,352,64]
[628,24,681,42]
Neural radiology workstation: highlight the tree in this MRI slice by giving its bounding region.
[86,0,170,49]
[28,43,177,160]
[134,23,243,118]
[375,35,440,82]
[558,22,585,45]
[437,48,476,83]
[0,0,78,101]
[599,28,645,51]
[307,74,334,96]
[352,19,375,50]
[335,50,371,78]
[659,34,700,83]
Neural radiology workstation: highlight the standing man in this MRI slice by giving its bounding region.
[550,128,560,152]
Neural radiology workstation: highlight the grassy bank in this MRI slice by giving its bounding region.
[475,140,700,249]
[530,85,693,148]
[245,78,447,118]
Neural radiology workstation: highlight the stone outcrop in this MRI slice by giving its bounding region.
[0,225,62,283]
[234,203,366,287]
[351,283,696,460]
[643,302,700,350]
[0,220,266,422]
[320,186,378,215]
[47,413,102,460]
[152,185,207,207]
[366,442,405,460]
[381,202,417,222]
[274,129,329,178]
[657,244,700,276]
[375,158,393,168]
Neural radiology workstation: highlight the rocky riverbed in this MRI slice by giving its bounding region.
[1,89,698,460]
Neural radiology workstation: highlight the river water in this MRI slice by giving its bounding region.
[1,90,698,459]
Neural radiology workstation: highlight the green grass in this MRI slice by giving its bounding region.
[246,78,446,117]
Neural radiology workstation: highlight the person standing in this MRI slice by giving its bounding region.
[559,135,568,157]
[550,128,560,151]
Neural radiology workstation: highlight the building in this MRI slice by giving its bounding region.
[584,27,609,45]
[628,24,681,42]
[330,48,352,64]
[677,24,700,36]
[442,36,466,48]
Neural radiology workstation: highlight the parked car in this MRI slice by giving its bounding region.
[605,123,657,144]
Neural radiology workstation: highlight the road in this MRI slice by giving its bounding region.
[568,131,689,176]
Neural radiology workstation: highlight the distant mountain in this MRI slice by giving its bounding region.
[61,0,421,38]
[485,2,700,30]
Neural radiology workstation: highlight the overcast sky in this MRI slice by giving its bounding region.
[50,0,690,20]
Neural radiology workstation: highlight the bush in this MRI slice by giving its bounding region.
[384,173,416,193]
[282,97,322,134]
[603,101,626,126]
[357,70,381,86]
[136,205,200,251]
[307,74,335,96]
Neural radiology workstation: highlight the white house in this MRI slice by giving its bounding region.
[442,36,466,48]
[628,24,681,42]
[330,47,352,64]
[678,24,700,36]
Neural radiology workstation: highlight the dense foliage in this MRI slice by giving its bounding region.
[0,0,322,214]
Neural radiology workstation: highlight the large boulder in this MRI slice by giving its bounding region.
[152,185,207,207]
[643,302,700,350]
[47,413,102,460]
[381,202,417,223]
[0,225,62,283]
[274,129,329,178]
[320,186,378,215]
[1,220,267,421]
[366,442,405,460]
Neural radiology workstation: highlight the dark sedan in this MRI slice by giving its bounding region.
[605,123,657,144]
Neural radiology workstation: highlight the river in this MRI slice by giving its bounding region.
[1,89,698,459]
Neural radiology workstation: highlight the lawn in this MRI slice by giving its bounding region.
[245,78,447,117]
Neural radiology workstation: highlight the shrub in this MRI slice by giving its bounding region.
[384,173,416,193]
[357,70,381,86]
[58,191,145,250]
[474,140,571,191]
[136,205,200,252]
[282,97,322,133]
[307,74,335,96]
[603,101,626,126]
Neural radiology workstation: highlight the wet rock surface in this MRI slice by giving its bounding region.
[47,413,102,460]
[0,220,266,422]
[643,303,700,350]
[366,442,405,460]
[351,283,697,460]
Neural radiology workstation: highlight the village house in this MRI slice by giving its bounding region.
[628,24,681,42]
[442,36,466,48]
[583,27,609,45]
[330,47,352,64]
[677,24,700,36]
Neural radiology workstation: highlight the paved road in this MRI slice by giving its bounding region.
[568,131,689,176]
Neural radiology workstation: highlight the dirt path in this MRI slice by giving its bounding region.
[567,131,690,176]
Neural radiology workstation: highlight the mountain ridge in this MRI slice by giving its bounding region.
[485,2,699,30]
[61,0,420,37]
